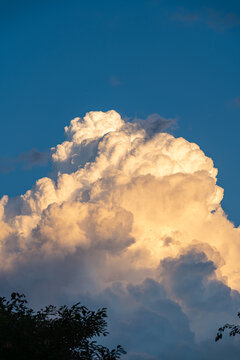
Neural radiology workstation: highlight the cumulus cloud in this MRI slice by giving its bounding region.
[0,110,240,358]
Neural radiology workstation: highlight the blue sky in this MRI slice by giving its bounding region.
[0,0,239,225]
[1,3,240,358]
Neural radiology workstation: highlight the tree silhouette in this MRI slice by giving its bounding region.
[215,311,240,342]
[0,292,126,360]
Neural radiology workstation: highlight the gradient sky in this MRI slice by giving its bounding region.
[1,3,240,358]
[0,0,239,226]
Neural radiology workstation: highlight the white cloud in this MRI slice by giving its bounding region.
[0,110,239,358]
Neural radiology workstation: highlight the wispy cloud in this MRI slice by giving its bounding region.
[0,148,49,174]
[134,113,177,137]
[206,10,240,31]
[172,12,199,25]
[172,8,240,31]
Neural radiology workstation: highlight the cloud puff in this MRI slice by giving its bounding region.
[0,110,240,358]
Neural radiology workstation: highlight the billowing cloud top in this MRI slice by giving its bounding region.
[1,110,240,359]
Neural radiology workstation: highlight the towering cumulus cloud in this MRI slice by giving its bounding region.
[0,110,240,358]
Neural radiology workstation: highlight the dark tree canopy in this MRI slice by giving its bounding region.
[215,311,240,342]
[0,292,126,360]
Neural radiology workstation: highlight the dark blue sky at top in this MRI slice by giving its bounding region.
[0,0,239,225]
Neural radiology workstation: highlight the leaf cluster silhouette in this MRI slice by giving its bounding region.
[0,292,126,360]
[215,311,240,342]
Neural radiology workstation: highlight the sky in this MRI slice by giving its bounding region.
[0,0,240,359]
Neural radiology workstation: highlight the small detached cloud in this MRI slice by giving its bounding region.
[109,75,122,87]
